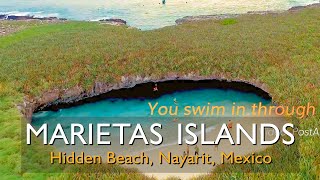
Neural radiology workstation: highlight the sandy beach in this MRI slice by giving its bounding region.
[124,117,286,179]
[53,114,287,180]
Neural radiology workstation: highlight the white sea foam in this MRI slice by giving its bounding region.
[89,17,111,22]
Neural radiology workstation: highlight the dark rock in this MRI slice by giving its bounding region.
[7,15,34,20]
[99,18,127,26]
[4,15,65,21]
[33,16,58,20]
[0,14,6,20]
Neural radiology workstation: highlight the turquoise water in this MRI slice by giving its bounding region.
[32,88,271,150]
[1,0,318,30]
[33,88,270,119]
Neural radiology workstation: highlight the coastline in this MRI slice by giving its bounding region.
[1,3,319,30]
[175,3,320,24]
[15,2,320,122]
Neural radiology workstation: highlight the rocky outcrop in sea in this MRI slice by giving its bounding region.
[99,18,127,26]
[0,14,67,21]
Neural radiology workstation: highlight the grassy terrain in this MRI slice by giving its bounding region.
[0,20,65,37]
[0,6,319,179]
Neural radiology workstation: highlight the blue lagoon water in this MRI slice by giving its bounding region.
[1,0,318,30]
[32,88,272,153]
[33,88,270,118]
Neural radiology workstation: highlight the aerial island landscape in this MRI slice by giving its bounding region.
[0,1,319,180]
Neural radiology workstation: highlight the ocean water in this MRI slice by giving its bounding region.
[1,0,318,30]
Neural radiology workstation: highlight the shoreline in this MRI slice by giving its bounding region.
[15,3,319,121]
[175,3,320,24]
[1,3,319,29]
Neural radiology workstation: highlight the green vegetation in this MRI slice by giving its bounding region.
[0,6,319,179]
[220,18,237,25]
